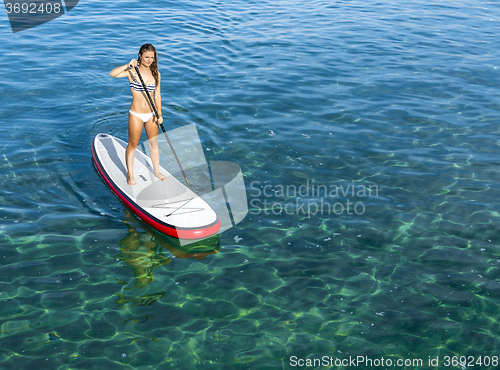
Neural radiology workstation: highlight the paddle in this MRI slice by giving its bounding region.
[134,66,190,187]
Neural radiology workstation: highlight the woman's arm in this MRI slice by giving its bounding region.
[110,59,137,78]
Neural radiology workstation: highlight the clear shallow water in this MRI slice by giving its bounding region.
[1,0,500,369]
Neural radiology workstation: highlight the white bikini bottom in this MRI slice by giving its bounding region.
[129,110,154,123]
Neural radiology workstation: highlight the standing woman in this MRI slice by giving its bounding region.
[109,44,167,186]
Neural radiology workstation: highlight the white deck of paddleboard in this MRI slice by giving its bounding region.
[93,133,218,230]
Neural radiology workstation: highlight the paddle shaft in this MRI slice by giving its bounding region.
[134,66,190,186]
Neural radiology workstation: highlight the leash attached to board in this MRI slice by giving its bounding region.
[134,66,190,187]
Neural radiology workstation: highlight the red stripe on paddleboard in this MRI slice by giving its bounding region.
[91,139,221,239]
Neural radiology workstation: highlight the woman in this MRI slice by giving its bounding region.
[109,44,167,186]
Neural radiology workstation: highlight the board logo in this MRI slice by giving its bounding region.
[3,0,79,33]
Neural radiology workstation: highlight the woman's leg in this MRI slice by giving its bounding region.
[126,112,144,185]
[145,117,167,181]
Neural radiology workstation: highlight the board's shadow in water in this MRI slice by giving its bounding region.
[114,211,220,307]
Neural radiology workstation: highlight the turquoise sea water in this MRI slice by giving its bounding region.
[2,0,500,369]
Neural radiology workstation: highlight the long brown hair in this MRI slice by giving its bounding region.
[138,44,159,85]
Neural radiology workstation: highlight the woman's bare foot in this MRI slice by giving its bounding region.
[128,174,137,186]
[154,171,167,181]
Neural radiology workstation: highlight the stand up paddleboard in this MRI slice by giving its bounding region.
[91,133,221,239]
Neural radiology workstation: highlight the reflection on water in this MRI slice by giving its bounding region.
[114,213,221,309]
[116,226,173,290]
[115,292,166,307]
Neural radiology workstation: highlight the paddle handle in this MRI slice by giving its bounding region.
[134,66,190,187]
